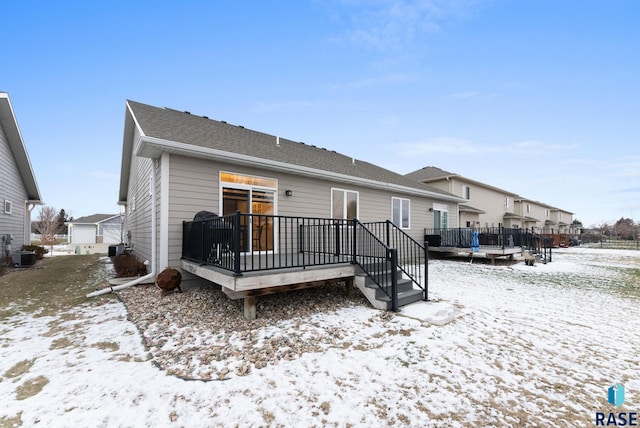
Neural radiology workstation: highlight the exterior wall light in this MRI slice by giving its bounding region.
[285,190,293,197]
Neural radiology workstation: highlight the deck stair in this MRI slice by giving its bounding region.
[523,232,553,264]
[354,263,424,310]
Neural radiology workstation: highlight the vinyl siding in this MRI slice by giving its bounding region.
[449,178,514,227]
[163,155,454,267]
[123,126,154,269]
[0,120,28,245]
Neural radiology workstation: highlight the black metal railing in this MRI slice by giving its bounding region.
[424,227,549,249]
[183,212,353,275]
[423,226,553,261]
[182,213,429,310]
[363,221,428,301]
[353,221,398,311]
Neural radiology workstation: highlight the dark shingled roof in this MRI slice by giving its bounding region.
[70,214,119,224]
[459,204,486,214]
[126,100,458,199]
[405,166,457,182]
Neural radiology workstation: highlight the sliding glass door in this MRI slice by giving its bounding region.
[220,172,277,253]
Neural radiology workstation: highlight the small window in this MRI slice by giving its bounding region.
[392,197,410,229]
[462,186,470,200]
[504,196,510,208]
[526,204,531,214]
[4,200,12,214]
[545,209,550,217]
[332,188,359,219]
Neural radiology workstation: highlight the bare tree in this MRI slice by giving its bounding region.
[614,217,635,240]
[33,206,60,253]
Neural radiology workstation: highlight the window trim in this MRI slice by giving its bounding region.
[331,188,359,220]
[4,200,12,215]
[462,185,470,200]
[391,197,410,229]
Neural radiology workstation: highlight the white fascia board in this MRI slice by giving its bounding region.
[0,94,42,201]
[136,136,464,203]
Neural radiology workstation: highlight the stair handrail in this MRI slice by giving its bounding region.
[363,221,428,301]
[353,220,399,311]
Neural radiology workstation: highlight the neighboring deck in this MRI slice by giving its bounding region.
[424,227,554,264]
[427,245,523,264]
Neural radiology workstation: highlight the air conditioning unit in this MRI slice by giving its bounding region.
[13,251,36,267]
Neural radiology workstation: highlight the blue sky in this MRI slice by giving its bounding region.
[2,0,638,227]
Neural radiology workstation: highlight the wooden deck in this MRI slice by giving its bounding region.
[181,259,355,293]
[181,258,356,320]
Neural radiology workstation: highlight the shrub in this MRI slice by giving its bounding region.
[21,245,48,260]
[111,253,148,278]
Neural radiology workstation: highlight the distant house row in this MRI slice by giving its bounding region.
[406,166,578,234]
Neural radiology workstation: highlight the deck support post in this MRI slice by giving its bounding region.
[345,277,354,296]
[244,296,257,321]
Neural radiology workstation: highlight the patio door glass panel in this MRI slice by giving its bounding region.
[251,190,275,252]
[222,187,250,252]
[433,203,448,232]
[222,186,275,252]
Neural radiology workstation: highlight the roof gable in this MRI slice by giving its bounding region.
[70,214,120,224]
[0,92,41,201]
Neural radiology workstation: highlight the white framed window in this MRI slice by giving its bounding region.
[504,196,510,208]
[545,209,550,217]
[392,197,410,229]
[526,203,531,214]
[462,185,470,200]
[4,200,12,214]
[331,188,358,219]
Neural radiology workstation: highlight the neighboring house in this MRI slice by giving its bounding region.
[405,166,520,229]
[406,166,575,233]
[118,100,464,316]
[67,214,123,244]
[0,92,42,255]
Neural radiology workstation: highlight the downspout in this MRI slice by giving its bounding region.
[87,161,158,298]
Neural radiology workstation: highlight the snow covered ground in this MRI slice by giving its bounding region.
[1,247,638,427]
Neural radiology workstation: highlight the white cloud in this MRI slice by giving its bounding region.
[329,72,416,91]
[327,0,488,53]
[398,137,577,158]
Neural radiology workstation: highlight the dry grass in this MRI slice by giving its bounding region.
[0,254,113,319]
[15,375,49,400]
[3,359,36,379]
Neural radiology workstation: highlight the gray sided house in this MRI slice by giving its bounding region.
[118,100,463,317]
[67,213,124,244]
[0,92,42,255]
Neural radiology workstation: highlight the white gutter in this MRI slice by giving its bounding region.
[87,162,158,298]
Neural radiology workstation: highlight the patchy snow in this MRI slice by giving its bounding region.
[1,247,638,426]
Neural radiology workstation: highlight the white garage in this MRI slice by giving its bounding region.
[68,214,123,244]
[70,224,97,244]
